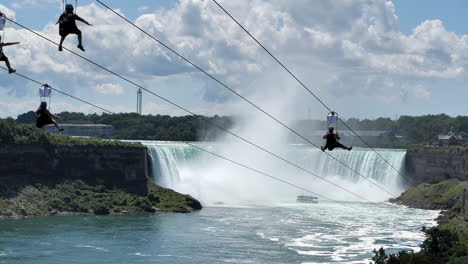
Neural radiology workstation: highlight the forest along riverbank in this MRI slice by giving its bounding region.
[373,179,468,263]
[0,119,201,219]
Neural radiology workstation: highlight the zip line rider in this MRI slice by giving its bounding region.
[321,127,352,152]
[0,36,19,74]
[57,4,92,52]
[0,12,19,74]
[36,102,64,131]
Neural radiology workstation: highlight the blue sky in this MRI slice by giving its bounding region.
[394,0,468,35]
[1,0,468,120]
[14,0,178,29]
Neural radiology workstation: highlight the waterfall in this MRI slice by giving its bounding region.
[144,141,406,204]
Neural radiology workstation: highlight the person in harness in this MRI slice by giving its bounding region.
[57,4,92,52]
[36,102,64,131]
[0,36,19,74]
[321,127,352,151]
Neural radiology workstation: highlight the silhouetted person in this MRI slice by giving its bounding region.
[57,4,92,52]
[321,127,352,151]
[36,102,64,131]
[0,35,19,74]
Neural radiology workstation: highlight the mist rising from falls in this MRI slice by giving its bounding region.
[145,70,406,205]
[145,141,406,205]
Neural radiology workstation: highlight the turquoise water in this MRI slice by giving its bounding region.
[0,203,438,264]
[1,143,436,263]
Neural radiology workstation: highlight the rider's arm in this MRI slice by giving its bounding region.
[1,42,20,47]
[76,16,92,26]
[47,110,59,119]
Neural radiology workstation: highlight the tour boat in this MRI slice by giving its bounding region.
[296,195,318,203]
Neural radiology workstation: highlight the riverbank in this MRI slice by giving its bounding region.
[0,177,202,219]
[373,180,468,263]
[0,119,202,219]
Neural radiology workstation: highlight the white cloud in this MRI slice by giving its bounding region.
[0,4,16,20]
[138,6,149,12]
[2,0,468,118]
[77,103,131,114]
[408,84,431,100]
[95,83,124,95]
[0,99,36,118]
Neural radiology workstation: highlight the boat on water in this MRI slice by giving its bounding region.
[296,195,318,203]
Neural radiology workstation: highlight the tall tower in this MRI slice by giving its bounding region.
[137,88,142,115]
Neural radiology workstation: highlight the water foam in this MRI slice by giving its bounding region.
[144,141,406,204]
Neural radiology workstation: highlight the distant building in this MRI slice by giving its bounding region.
[44,124,114,139]
[438,131,464,147]
[338,130,388,146]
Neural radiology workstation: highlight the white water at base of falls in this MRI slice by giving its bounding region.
[144,141,407,205]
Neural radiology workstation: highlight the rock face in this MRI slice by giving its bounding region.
[405,151,468,184]
[0,144,148,195]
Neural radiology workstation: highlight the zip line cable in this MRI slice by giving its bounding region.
[0,66,113,114]
[3,17,390,206]
[1,67,369,211]
[95,0,399,197]
[211,0,412,185]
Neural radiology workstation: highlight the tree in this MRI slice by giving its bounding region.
[371,248,388,264]
[16,111,36,124]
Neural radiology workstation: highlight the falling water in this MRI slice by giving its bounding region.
[144,141,406,205]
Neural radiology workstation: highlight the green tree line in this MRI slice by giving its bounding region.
[15,112,468,146]
[295,114,468,148]
[16,111,234,141]
[0,118,137,147]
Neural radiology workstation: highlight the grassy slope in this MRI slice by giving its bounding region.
[392,179,466,210]
[0,178,201,219]
[392,179,468,241]
[379,180,468,263]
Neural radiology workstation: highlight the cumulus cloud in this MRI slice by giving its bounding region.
[0,4,17,20]
[404,84,431,100]
[1,0,468,118]
[95,83,124,95]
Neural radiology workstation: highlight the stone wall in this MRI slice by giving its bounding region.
[0,144,148,195]
[405,151,468,184]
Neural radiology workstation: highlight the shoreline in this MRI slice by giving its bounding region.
[0,178,202,220]
[373,179,468,263]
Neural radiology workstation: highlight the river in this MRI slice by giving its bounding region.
[0,141,439,264]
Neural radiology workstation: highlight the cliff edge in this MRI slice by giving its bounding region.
[0,119,202,219]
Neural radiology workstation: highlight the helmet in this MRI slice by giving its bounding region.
[40,101,47,107]
[328,126,334,132]
[65,4,74,11]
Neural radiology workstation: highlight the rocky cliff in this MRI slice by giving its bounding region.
[0,144,202,218]
[0,144,148,195]
[405,150,468,184]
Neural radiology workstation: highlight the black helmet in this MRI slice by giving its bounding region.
[40,101,47,107]
[328,126,334,132]
[65,4,74,12]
